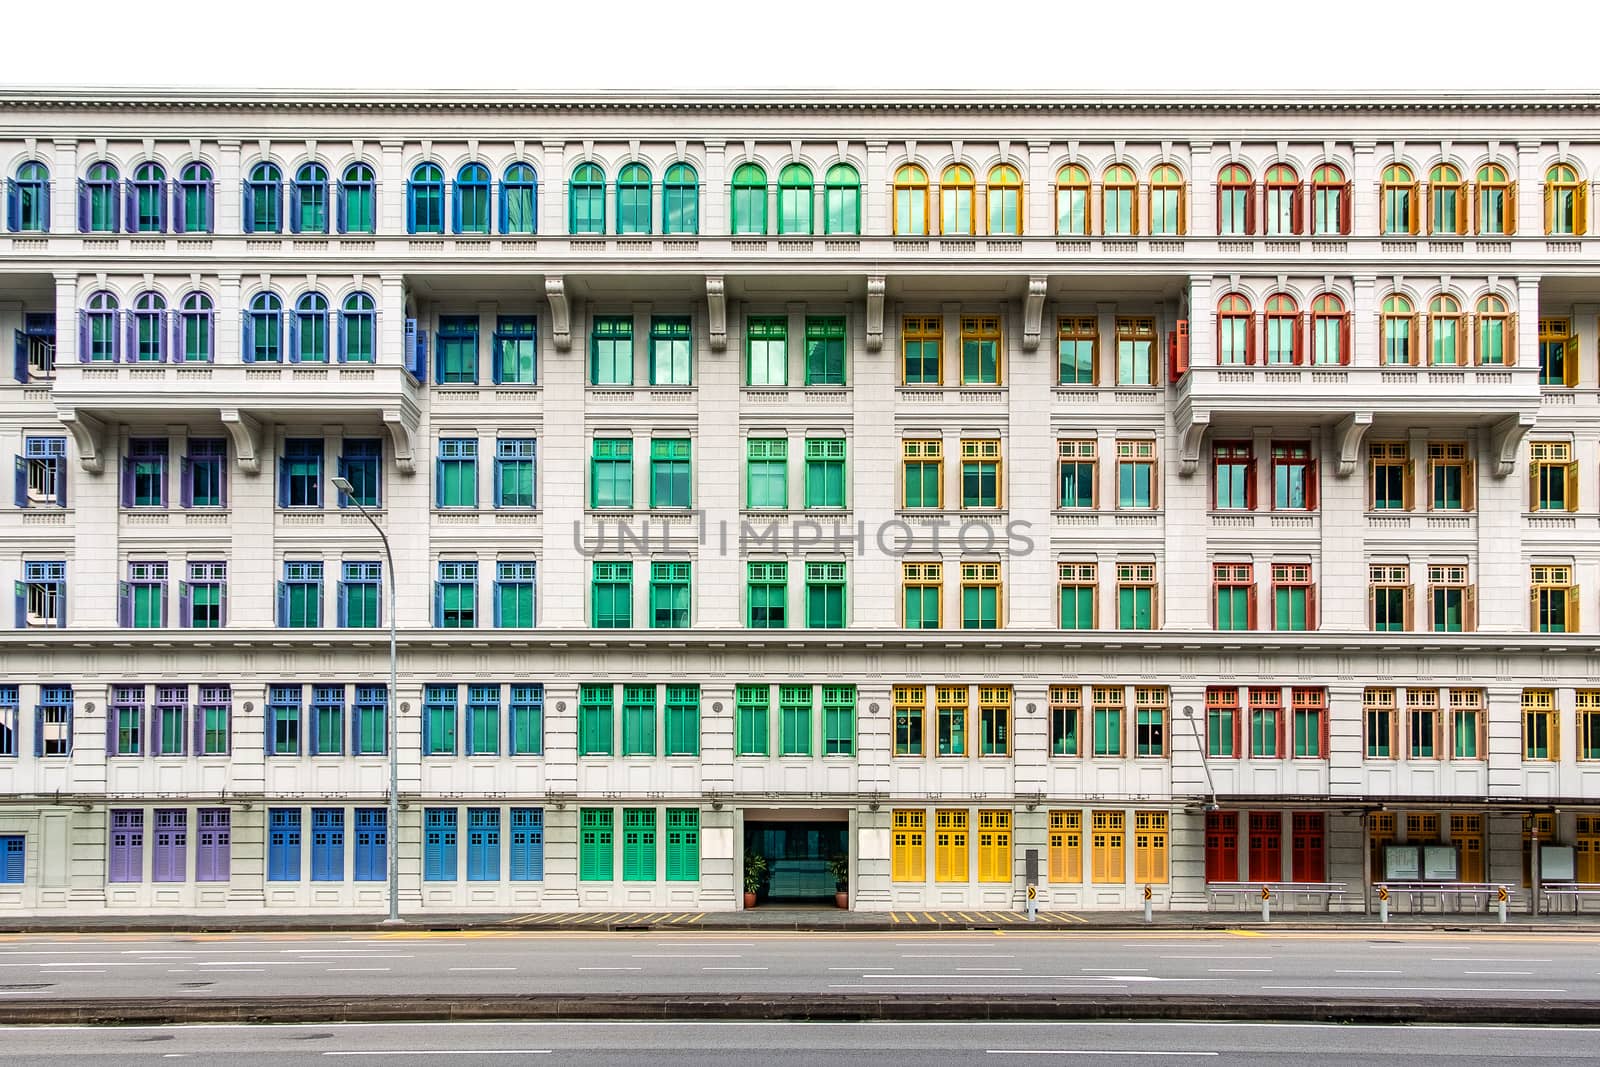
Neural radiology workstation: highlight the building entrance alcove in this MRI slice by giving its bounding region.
[742,808,849,904]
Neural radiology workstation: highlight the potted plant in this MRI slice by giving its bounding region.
[827,852,850,909]
[743,851,768,908]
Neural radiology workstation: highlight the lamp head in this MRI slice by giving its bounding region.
[332,476,356,495]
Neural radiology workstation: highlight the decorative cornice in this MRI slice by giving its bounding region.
[1,88,1599,116]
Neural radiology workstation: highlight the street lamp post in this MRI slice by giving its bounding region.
[333,476,402,925]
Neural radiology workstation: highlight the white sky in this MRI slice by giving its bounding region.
[9,0,1600,93]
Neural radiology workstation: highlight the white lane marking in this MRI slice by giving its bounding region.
[197,969,266,974]
[326,968,392,973]
[1464,970,1533,976]
[1262,984,1568,994]
[956,967,1022,972]
[39,962,160,968]
[1431,957,1552,963]
[449,967,517,972]
[987,1053,1218,1058]
[1207,968,1272,974]
[193,961,315,967]
[1080,967,1149,972]
[828,966,890,971]
[900,954,1016,959]
[322,1053,551,1058]
[577,966,641,971]
[44,969,105,974]
[1159,955,1272,960]
[1334,969,1402,974]
[662,943,754,948]
[629,954,742,959]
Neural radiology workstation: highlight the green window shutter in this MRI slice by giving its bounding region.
[579,808,614,881]
[822,685,855,756]
[665,808,700,882]
[804,316,847,385]
[804,561,846,628]
[736,684,770,756]
[804,438,846,508]
[746,438,788,508]
[780,685,813,755]
[664,685,700,756]
[578,683,614,756]
[621,684,657,757]
[622,808,657,881]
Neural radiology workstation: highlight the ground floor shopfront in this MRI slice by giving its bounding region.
[0,799,1594,917]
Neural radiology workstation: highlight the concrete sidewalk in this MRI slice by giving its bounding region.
[1,905,1596,934]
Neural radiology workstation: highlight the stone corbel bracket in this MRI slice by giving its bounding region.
[865,274,886,352]
[1334,412,1374,477]
[383,407,418,475]
[57,409,106,474]
[705,275,726,352]
[1492,411,1536,478]
[1022,275,1047,351]
[219,409,263,475]
[1177,410,1209,476]
[544,275,571,351]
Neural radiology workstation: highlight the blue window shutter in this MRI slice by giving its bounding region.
[336,314,347,365]
[55,458,66,508]
[13,329,26,383]
[433,582,443,627]
[4,179,17,232]
[451,183,462,234]
[75,179,88,232]
[117,580,131,629]
[104,695,116,754]
[276,455,289,508]
[287,311,300,364]
[14,456,26,508]
[288,183,301,234]
[241,181,254,234]
[40,182,51,233]
[336,581,348,627]
[1,837,22,883]
[497,181,508,233]
[56,579,65,628]
[276,580,287,627]
[76,310,87,364]
[405,183,416,234]
[492,460,503,507]
[492,581,503,627]
[335,456,349,508]
[335,182,347,234]
[32,706,41,757]
[13,582,22,629]
[119,456,132,508]
[424,815,442,879]
[490,337,502,385]
[241,313,255,363]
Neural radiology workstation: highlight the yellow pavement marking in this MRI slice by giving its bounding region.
[1227,928,1267,937]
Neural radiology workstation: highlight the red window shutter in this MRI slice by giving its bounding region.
[1176,318,1188,373]
[1245,314,1257,365]
[1306,459,1319,510]
[1340,312,1352,364]
[1233,707,1243,760]
[1246,585,1258,630]
[1245,457,1257,510]
[1214,184,1224,234]
[1293,183,1306,234]
[1293,312,1307,365]
[1339,183,1353,234]
[1246,184,1258,234]
[1306,582,1317,630]
[1319,705,1329,759]
[1275,706,1286,761]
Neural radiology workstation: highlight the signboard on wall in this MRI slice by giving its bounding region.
[1422,845,1459,881]
[1384,844,1422,881]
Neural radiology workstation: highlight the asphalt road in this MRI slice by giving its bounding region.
[0,928,1596,1001]
[3,1020,1598,1065]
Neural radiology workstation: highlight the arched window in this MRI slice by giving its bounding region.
[1429,164,1465,235]
[82,291,119,362]
[1546,163,1586,234]
[291,162,328,234]
[179,291,213,364]
[1055,164,1089,235]
[244,161,282,234]
[987,164,1022,235]
[1148,164,1184,236]
[1102,164,1137,235]
[454,163,491,234]
[10,160,50,232]
[341,292,377,363]
[176,162,212,234]
[824,163,859,235]
[293,292,330,363]
[1428,293,1463,366]
[1381,294,1416,365]
[132,291,167,362]
[1216,293,1254,366]
[1216,164,1252,236]
[568,162,605,234]
[893,164,929,235]
[615,163,651,234]
[662,162,698,235]
[130,162,166,233]
[778,163,813,235]
[1263,294,1300,365]
[1381,164,1418,235]
[730,163,767,235]
[82,161,120,233]
[1310,294,1349,366]
[1264,164,1299,236]
[1475,164,1513,235]
[244,291,283,363]
[500,163,538,235]
[940,164,974,235]
[1311,164,1349,235]
[1476,294,1511,366]
[406,163,445,234]
[339,163,376,234]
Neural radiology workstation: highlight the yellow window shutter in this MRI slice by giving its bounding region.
[1456,187,1467,234]
[1530,464,1541,512]
[1506,313,1518,366]
[1578,182,1589,234]
[1465,585,1477,631]
[1403,585,1415,631]
[1566,461,1580,512]
[1565,335,1580,386]
[1409,185,1421,234]
[1570,586,1582,635]
[1462,459,1476,511]
[1410,314,1421,364]
[1506,182,1517,235]
[1545,182,1555,233]
[1178,186,1187,236]
[1530,588,1540,631]
[1404,457,1415,511]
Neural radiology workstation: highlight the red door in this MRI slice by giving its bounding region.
[1205,811,1238,882]
[1248,811,1282,881]
[1290,812,1325,883]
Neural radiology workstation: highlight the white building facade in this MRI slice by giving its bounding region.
[0,89,1597,916]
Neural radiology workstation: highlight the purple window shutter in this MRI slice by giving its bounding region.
[191,699,204,756]
[14,456,26,508]
[220,583,228,627]
[77,310,89,363]
[178,580,191,628]
[172,183,185,233]
[219,458,229,509]
[159,581,168,627]
[120,457,134,508]
[203,182,215,232]
[148,704,160,757]
[123,183,136,233]
[76,179,88,232]
[13,329,27,383]
[123,311,135,364]
[117,580,132,628]
[180,457,193,508]
[105,699,116,754]
[56,459,67,508]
